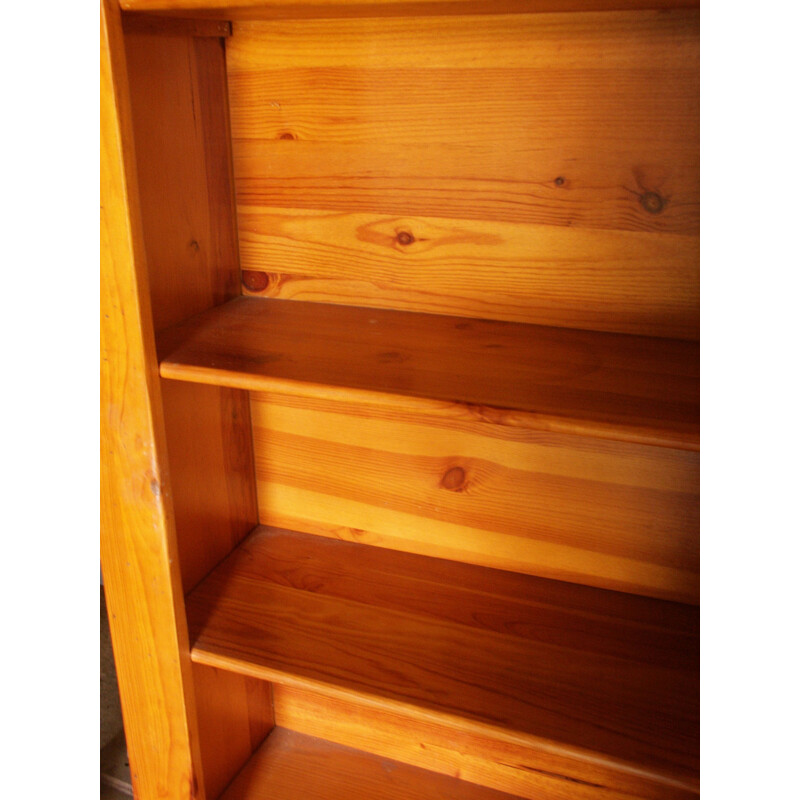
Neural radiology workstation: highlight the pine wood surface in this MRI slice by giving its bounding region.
[186,528,699,793]
[157,296,699,450]
[119,0,700,20]
[124,29,241,333]
[272,685,696,800]
[101,2,206,796]
[221,728,524,800]
[228,10,699,337]
[124,28,260,595]
[122,11,232,35]
[251,389,698,602]
[192,664,275,799]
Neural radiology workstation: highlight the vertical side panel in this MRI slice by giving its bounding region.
[161,380,258,592]
[100,2,206,798]
[124,31,240,333]
[193,665,275,800]
[124,28,258,594]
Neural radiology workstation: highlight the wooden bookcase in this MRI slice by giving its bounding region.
[100,1,699,798]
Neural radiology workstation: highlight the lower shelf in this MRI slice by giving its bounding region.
[186,527,698,799]
[221,727,521,800]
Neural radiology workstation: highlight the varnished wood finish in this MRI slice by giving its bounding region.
[104,1,700,795]
[101,2,206,797]
[273,685,696,800]
[222,728,523,800]
[251,390,698,602]
[158,296,699,450]
[122,12,232,36]
[228,10,699,337]
[160,381,259,592]
[187,528,699,794]
[125,27,259,594]
[124,29,240,333]
[192,664,275,800]
[120,0,700,20]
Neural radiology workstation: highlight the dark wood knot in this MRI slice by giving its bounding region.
[640,191,665,214]
[396,230,415,246]
[242,270,270,292]
[440,466,467,492]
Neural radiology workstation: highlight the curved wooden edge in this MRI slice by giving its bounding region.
[192,650,698,795]
[159,362,699,452]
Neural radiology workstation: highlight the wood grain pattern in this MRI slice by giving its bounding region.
[101,2,206,797]
[227,10,699,336]
[251,389,699,602]
[160,381,259,593]
[237,209,698,338]
[120,0,700,20]
[192,664,275,800]
[186,528,699,795]
[125,28,259,594]
[222,728,524,800]
[122,12,232,36]
[157,296,699,450]
[273,685,697,800]
[124,30,240,333]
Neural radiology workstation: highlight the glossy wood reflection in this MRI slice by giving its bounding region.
[187,528,699,796]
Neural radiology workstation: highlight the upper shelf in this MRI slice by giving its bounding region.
[120,1,700,20]
[157,296,698,449]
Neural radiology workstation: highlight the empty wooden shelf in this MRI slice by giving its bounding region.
[158,296,699,449]
[100,0,699,798]
[187,528,699,798]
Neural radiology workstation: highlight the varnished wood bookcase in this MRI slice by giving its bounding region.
[100,0,699,797]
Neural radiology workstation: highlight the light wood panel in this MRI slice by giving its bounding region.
[125,27,259,594]
[192,664,275,800]
[251,390,699,602]
[227,10,699,336]
[273,685,696,800]
[186,528,699,795]
[157,296,699,450]
[222,728,524,800]
[237,208,698,337]
[101,1,206,796]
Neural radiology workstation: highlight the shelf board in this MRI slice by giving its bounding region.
[158,297,698,449]
[221,727,523,800]
[120,1,700,21]
[187,527,699,795]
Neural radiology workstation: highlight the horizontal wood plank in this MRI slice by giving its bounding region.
[221,728,523,800]
[237,208,698,338]
[251,390,698,602]
[187,528,699,795]
[157,296,699,449]
[122,12,232,35]
[273,684,697,800]
[227,10,698,336]
[120,1,700,20]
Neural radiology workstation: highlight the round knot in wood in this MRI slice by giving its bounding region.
[441,466,467,492]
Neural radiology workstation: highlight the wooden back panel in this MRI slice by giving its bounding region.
[250,390,699,603]
[227,9,699,338]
